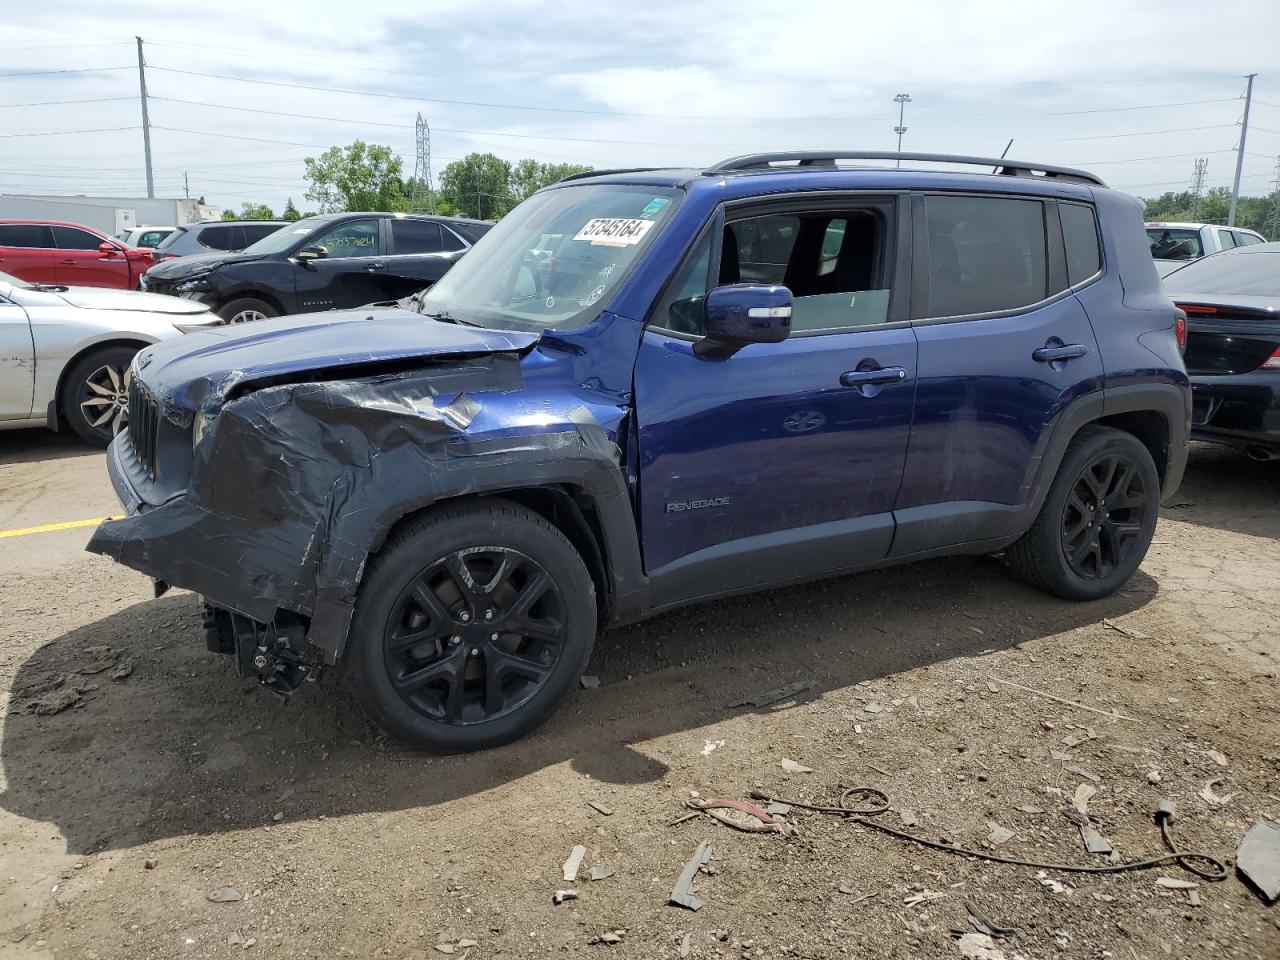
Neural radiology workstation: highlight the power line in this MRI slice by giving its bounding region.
[0,66,131,78]
[0,125,140,139]
[0,96,135,109]
[1059,124,1234,142]
[978,97,1239,120]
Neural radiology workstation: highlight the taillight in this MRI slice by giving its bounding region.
[1173,308,1187,354]
[1261,348,1280,371]
[1177,303,1217,315]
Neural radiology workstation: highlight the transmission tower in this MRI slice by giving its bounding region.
[1264,156,1280,241]
[1189,157,1208,220]
[413,112,435,214]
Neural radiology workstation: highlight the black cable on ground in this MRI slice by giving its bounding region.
[749,788,1228,882]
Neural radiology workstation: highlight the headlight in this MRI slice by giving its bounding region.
[193,409,217,449]
[175,273,213,293]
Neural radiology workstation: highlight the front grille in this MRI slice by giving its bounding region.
[127,376,160,479]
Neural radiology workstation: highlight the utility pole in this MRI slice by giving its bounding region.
[135,36,154,199]
[1228,73,1256,227]
[1189,157,1208,220]
[1264,156,1280,241]
[183,171,189,200]
[893,93,911,166]
[413,113,434,213]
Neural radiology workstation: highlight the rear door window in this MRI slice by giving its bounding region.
[240,224,283,245]
[311,219,382,258]
[1217,229,1237,250]
[921,195,1048,318]
[1234,231,1263,246]
[1059,202,1102,286]
[0,224,56,248]
[51,226,105,250]
[1147,228,1203,260]
[439,225,466,252]
[390,219,445,254]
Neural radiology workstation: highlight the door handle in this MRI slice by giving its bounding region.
[60,258,77,265]
[364,262,386,271]
[1032,343,1087,363]
[840,366,907,387]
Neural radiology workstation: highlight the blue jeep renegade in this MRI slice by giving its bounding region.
[89,151,1190,752]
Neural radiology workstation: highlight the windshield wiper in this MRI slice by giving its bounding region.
[424,309,478,327]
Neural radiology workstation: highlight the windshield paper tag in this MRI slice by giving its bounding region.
[573,218,655,247]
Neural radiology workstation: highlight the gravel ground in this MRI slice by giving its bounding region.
[0,434,1276,960]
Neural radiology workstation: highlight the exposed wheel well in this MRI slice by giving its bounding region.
[216,289,286,317]
[375,486,613,624]
[1093,410,1170,485]
[52,338,151,428]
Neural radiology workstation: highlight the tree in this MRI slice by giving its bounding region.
[1139,186,1278,239]
[439,153,514,220]
[510,160,593,202]
[240,202,275,220]
[282,197,301,221]
[303,140,408,213]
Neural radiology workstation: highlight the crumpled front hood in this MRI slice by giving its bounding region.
[133,307,540,413]
[53,286,211,315]
[146,250,266,279]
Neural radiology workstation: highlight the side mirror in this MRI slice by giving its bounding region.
[98,241,121,256]
[696,284,792,357]
[294,245,327,262]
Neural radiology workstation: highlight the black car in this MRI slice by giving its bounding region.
[141,213,491,324]
[1164,242,1280,459]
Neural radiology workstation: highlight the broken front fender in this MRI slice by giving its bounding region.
[87,354,641,663]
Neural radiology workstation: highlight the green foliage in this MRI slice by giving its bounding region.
[303,141,408,213]
[282,198,301,222]
[437,154,593,219]
[1140,186,1280,239]
[221,202,276,220]
[510,159,593,202]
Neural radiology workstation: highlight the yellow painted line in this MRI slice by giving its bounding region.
[0,516,117,539]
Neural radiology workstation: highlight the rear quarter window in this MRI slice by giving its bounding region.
[1059,202,1102,285]
[198,225,240,251]
[0,224,56,248]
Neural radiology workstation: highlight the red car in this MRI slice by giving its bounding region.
[0,220,155,289]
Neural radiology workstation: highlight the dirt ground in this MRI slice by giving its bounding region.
[0,431,1277,960]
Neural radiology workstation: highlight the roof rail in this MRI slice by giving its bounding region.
[557,167,662,184]
[706,151,1107,187]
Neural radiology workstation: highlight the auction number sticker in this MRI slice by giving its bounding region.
[573,218,655,247]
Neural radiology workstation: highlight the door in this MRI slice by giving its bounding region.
[293,218,388,311]
[0,224,59,285]
[51,225,130,288]
[635,195,917,606]
[383,218,467,297]
[890,193,1104,555]
[0,299,35,419]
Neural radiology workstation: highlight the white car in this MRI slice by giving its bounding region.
[0,270,222,446]
[116,225,178,249]
[1146,221,1266,278]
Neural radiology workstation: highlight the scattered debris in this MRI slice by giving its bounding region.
[1206,749,1229,767]
[143,859,157,870]
[1155,877,1199,890]
[701,738,725,756]
[986,676,1137,722]
[779,758,813,774]
[589,865,615,882]
[1035,871,1071,896]
[1016,805,1044,815]
[1236,821,1280,903]
[863,702,884,714]
[669,841,713,911]
[553,889,578,905]
[25,688,82,715]
[764,801,791,816]
[579,675,600,689]
[687,797,794,836]
[1199,778,1234,807]
[77,645,120,675]
[986,821,1015,846]
[986,681,1000,693]
[1073,784,1097,817]
[562,845,587,882]
[1065,766,1101,783]
[586,800,614,817]
[955,932,1007,960]
[728,679,814,708]
[1147,770,1162,784]
[590,929,625,945]
[963,901,1017,940]
[898,808,919,828]
[434,943,456,954]
[678,932,692,958]
[904,889,945,908]
[271,811,284,822]
[1079,824,1114,855]
[1102,619,1152,641]
[1187,888,1202,907]
[206,887,243,903]
[110,660,134,681]
[837,888,878,905]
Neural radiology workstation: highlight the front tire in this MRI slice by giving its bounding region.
[217,296,278,325]
[344,499,597,752]
[1004,426,1160,601]
[60,344,139,447]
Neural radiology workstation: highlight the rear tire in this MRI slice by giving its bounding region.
[217,296,277,325]
[60,344,140,447]
[344,499,597,752]
[1003,426,1160,601]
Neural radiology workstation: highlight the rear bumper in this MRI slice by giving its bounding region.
[1190,373,1280,451]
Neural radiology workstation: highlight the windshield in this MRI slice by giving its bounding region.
[421,184,681,330]
[1164,248,1280,298]
[240,219,319,256]
[1147,227,1203,261]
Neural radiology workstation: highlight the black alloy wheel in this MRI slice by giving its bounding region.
[383,547,567,725]
[1060,451,1150,580]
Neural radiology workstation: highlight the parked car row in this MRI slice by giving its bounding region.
[1147,220,1266,277]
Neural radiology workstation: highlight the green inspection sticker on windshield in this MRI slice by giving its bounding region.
[640,197,672,218]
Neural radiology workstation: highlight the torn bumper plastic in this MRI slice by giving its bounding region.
[88,353,636,664]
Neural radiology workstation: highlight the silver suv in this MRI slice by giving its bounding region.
[151,220,288,261]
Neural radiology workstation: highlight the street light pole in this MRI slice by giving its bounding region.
[894,93,911,167]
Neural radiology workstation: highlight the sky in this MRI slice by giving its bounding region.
[2,0,1279,217]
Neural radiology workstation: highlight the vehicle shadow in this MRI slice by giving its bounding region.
[0,556,1155,855]
[0,428,99,466]
[1162,442,1280,539]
